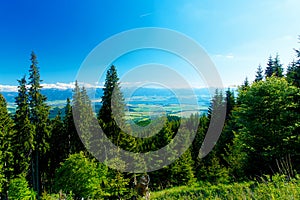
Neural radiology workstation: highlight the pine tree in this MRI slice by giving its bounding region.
[72,81,94,152]
[0,94,15,197]
[207,89,224,120]
[286,45,300,87]
[97,65,131,148]
[48,111,66,188]
[286,61,297,84]
[28,51,50,195]
[225,88,235,120]
[169,148,195,186]
[215,89,236,167]
[254,64,264,82]
[240,77,249,91]
[98,65,126,133]
[13,76,35,176]
[96,65,136,194]
[265,56,274,78]
[273,54,284,77]
[64,97,84,154]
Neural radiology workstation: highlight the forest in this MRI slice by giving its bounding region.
[0,39,299,199]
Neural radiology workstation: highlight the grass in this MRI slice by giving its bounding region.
[151,174,300,200]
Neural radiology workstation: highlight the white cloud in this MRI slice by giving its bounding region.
[41,82,76,90]
[0,82,104,92]
[213,53,235,60]
[139,12,152,18]
[0,85,18,92]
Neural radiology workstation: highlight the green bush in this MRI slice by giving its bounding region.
[8,175,36,200]
[41,190,74,200]
[53,152,108,199]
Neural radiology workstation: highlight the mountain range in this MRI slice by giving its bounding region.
[2,87,213,119]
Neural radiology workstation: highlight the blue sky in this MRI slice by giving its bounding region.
[0,0,299,90]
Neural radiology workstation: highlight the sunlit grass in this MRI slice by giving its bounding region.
[151,174,300,200]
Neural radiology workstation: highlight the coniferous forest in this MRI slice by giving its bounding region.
[0,40,300,199]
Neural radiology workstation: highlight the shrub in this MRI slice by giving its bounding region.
[8,175,36,200]
[53,152,108,199]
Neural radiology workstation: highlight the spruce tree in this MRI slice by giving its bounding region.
[287,46,300,87]
[241,77,249,91]
[72,81,94,152]
[28,51,50,195]
[225,88,235,120]
[97,65,129,147]
[254,64,264,82]
[96,65,135,193]
[273,54,284,77]
[207,89,222,120]
[13,76,35,176]
[0,94,15,197]
[64,97,83,154]
[286,61,297,85]
[48,111,66,188]
[265,56,274,78]
[98,65,126,130]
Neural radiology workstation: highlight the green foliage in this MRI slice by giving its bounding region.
[197,154,230,184]
[272,54,284,77]
[72,82,95,152]
[13,76,35,176]
[3,46,300,198]
[265,55,275,78]
[0,93,15,196]
[47,112,68,189]
[98,65,125,125]
[265,55,284,78]
[105,167,130,199]
[169,149,195,186]
[28,51,51,195]
[254,64,264,82]
[64,98,83,154]
[8,175,36,200]
[191,114,208,163]
[28,51,51,154]
[97,65,136,152]
[151,174,300,200]
[41,190,74,200]
[54,152,108,199]
[286,46,300,87]
[230,77,300,177]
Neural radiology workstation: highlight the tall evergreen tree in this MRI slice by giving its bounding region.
[265,56,274,78]
[13,76,35,176]
[225,88,235,120]
[254,64,264,82]
[0,94,15,197]
[98,65,126,131]
[272,54,284,77]
[64,97,83,154]
[96,65,137,194]
[287,45,300,87]
[207,89,224,120]
[97,65,130,148]
[169,148,195,186]
[48,111,66,188]
[286,61,297,85]
[72,81,94,153]
[28,51,50,195]
[241,77,249,91]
